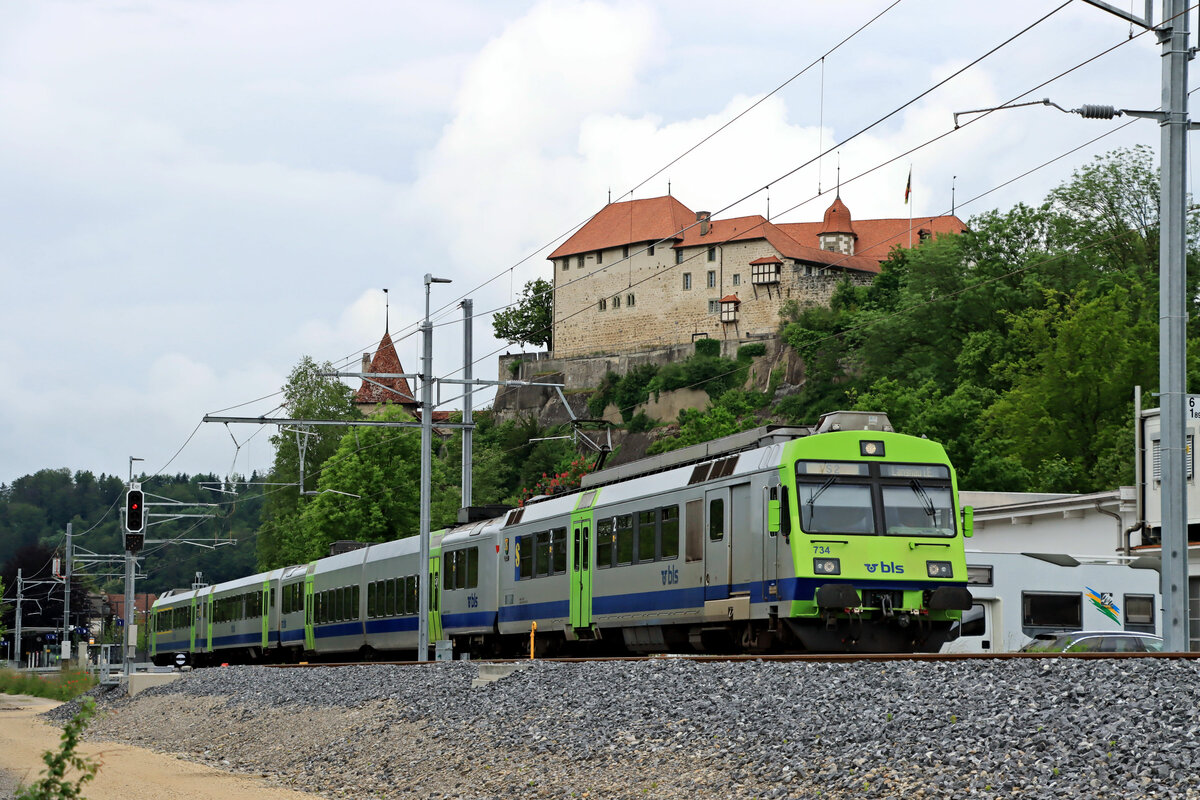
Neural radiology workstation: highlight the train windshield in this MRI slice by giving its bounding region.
[795,460,957,537]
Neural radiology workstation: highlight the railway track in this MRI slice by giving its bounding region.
[261,649,1200,668]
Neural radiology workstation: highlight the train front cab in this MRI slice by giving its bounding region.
[779,429,974,653]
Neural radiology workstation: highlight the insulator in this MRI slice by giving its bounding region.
[1078,104,1118,119]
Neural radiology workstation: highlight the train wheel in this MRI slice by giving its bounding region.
[359,645,376,662]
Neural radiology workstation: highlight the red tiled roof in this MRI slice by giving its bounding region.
[105,594,158,614]
[355,331,415,405]
[776,214,966,263]
[546,195,965,273]
[819,195,855,235]
[748,256,782,265]
[549,196,695,259]
[719,294,741,304]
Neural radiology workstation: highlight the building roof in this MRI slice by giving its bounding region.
[103,593,158,614]
[549,196,695,260]
[548,194,965,272]
[818,195,855,235]
[776,215,966,263]
[748,256,782,265]
[719,294,741,304]
[355,330,415,405]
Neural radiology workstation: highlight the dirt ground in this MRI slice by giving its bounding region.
[0,694,320,800]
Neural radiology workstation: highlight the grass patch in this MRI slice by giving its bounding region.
[0,669,97,701]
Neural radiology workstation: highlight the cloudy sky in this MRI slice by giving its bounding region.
[0,0,1172,486]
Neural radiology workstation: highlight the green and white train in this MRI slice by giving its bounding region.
[150,411,974,663]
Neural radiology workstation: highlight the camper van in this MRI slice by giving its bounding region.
[942,551,1161,654]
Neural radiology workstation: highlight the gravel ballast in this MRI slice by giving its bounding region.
[45,658,1200,799]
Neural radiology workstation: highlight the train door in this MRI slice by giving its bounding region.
[705,487,732,600]
[303,568,316,652]
[189,597,197,653]
[149,611,157,659]
[763,485,781,590]
[261,579,270,651]
[429,550,444,643]
[204,591,214,653]
[570,491,597,632]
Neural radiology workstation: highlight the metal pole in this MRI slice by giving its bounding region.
[124,551,135,675]
[63,523,72,664]
[462,299,474,510]
[1159,0,1191,652]
[14,569,22,668]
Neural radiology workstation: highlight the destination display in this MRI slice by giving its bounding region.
[797,461,870,476]
[880,464,951,480]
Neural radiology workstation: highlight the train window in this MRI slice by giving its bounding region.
[616,515,634,565]
[882,485,955,537]
[800,484,873,535]
[535,531,551,577]
[709,499,724,541]
[961,604,987,637]
[381,580,392,616]
[467,547,480,588]
[1125,594,1155,631]
[661,505,679,560]
[596,519,614,568]
[637,510,657,562]
[270,588,276,613]
[367,583,377,618]
[336,587,346,622]
[444,554,456,590]
[351,585,360,618]
[314,593,322,624]
[518,535,534,580]
[966,566,993,586]
[551,529,567,575]
[1022,592,1081,630]
[408,576,418,614]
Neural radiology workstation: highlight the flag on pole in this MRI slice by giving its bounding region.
[904,167,912,204]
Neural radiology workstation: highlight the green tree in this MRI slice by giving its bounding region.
[293,404,421,560]
[257,356,356,569]
[493,278,553,349]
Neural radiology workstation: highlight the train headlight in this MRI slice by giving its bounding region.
[813,558,841,575]
[926,561,953,579]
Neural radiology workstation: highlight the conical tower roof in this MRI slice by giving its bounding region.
[818,195,856,236]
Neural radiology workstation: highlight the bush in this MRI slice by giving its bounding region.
[737,342,767,360]
[626,412,657,434]
[0,669,97,702]
[16,697,99,800]
[694,338,721,357]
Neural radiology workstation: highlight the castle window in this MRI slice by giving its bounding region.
[648,244,655,255]
[732,274,741,286]
[708,246,716,262]
[576,255,584,268]
[708,299,719,314]
[562,259,569,271]
[596,249,603,263]
[683,273,692,290]
[623,245,630,259]
[626,293,635,307]
[598,298,607,312]
[675,249,684,265]
[720,296,740,324]
[751,262,782,285]
[612,295,621,309]
[706,270,716,288]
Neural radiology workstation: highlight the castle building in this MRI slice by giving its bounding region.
[547,195,965,357]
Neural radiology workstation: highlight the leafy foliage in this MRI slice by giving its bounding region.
[16,697,98,800]
[493,278,553,349]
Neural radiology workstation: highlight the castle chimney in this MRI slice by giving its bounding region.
[361,353,370,374]
[697,211,711,236]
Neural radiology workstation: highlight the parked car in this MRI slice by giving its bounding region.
[1018,630,1164,653]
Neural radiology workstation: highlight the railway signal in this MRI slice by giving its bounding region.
[125,485,145,553]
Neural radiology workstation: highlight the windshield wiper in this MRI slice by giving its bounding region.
[909,478,937,520]
[806,476,837,511]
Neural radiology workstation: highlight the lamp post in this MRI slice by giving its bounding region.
[418,274,452,661]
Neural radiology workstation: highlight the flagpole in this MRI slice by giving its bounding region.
[908,169,913,248]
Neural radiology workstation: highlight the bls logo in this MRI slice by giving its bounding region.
[864,562,905,574]
[661,566,680,585]
[466,593,479,608]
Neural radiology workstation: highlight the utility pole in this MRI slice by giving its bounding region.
[62,523,72,664]
[419,274,452,661]
[462,299,474,509]
[14,569,22,668]
[1154,0,1192,654]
